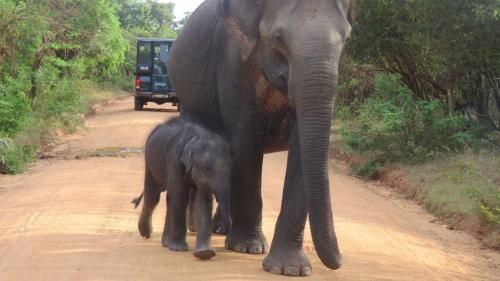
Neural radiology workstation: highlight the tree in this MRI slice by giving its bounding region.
[347,0,500,130]
[1,0,126,101]
[115,0,176,37]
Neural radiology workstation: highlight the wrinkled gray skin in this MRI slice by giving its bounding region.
[136,117,232,259]
[168,0,354,276]
[186,183,228,235]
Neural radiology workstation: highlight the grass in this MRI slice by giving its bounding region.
[330,121,500,250]
[400,151,499,249]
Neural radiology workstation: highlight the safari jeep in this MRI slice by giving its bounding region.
[134,38,178,111]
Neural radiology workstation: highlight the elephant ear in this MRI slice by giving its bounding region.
[181,137,198,173]
[220,0,260,60]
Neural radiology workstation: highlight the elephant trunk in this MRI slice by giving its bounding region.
[290,44,342,270]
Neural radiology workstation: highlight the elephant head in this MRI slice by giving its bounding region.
[181,135,233,232]
[221,0,355,270]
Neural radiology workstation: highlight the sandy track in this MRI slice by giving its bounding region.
[0,96,498,281]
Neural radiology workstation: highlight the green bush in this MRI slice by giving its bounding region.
[0,74,32,136]
[467,186,500,225]
[34,77,85,133]
[341,74,471,164]
[0,0,177,174]
[0,93,31,136]
[351,160,384,179]
[0,144,34,174]
[0,135,14,164]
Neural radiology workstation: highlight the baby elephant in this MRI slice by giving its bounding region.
[135,117,231,259]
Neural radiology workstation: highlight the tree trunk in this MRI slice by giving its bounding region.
[29,38,49,103]
[447,88,454,113]
[494,78,500,113]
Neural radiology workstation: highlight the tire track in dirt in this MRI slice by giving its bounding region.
[0,97,498,281]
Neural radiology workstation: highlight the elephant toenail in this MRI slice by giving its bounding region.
[301,266,312,276]
[284,266,300,276]
[235,244,247,253]
[249,245,262,254]
[267,266,282,275]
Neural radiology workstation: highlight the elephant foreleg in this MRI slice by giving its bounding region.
[225,123,268,254]
[263,121,311,277]
[193,187,215,259]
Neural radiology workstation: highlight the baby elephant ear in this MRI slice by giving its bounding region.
[181,137,197,173]
[220,0,260,60]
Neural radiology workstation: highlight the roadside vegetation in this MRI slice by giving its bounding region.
[0,0,178,173]
[332,0,499,248]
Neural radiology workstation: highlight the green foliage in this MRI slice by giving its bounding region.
[0,134,14,165]
[0,0,158,173]
[333,0,500,248]
[402,152,499,247]
[468,186,500,225]
[335,57,375,115]
[116,0,175,36]
[349,0,500,131]
[341,74,471,163]
[351,161,383,179]
[0,144,34,174]
[0,0,179,173]
[0,91,31,136]
[34,77,85,132]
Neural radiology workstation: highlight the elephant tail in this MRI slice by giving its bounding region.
[131,192,144,209]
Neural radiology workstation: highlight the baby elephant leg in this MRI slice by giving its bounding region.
[193,188,215,259]
[162,190,189,251]
[187,186,197,232]
[138,169,160,238]
[161,163,189,251]
[162,167,189,251]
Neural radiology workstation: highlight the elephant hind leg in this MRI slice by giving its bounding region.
[187,186,196,233]
[138,169,160,238]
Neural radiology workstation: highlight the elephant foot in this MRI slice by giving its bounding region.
[263,247,311,277]
[161,235,188,252]
[225,230,268,254]
[194,247,216,260]
[138,217,152,238]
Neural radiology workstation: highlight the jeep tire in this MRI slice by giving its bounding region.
[134,97,144,111]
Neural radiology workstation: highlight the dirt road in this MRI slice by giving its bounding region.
[0,96,498,281]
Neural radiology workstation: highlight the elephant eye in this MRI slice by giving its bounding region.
[270,29,289,57]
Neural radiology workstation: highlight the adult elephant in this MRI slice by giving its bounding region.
[168,0,354,276]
